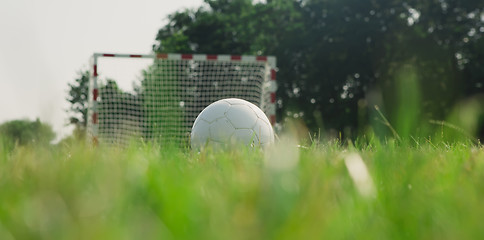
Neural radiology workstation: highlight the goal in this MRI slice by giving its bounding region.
[86,53,277,146]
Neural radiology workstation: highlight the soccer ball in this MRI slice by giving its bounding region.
[190,98,274,149]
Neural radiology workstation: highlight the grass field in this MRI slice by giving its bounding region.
[1,138,484,239]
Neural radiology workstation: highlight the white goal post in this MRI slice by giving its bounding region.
[87,52,277,145]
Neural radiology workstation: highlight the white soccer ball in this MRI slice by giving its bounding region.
[191,98,274,149]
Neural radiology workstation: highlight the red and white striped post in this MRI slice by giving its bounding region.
[269,67,277,125]
[89,52,277,144]
[90,54,99,145]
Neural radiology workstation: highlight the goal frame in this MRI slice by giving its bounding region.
[87,52,277,144]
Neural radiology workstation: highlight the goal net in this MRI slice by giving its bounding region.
[86,53,277,146]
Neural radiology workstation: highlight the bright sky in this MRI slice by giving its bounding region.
[0,0,203,141]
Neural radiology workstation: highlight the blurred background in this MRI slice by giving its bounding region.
[148,0,484,143]
[1,0,484,144]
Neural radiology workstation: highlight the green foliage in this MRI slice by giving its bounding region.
[66,70,90,130]
[0,119,55,148]
[140,62,184,143]
[1,141,484,239]
[437,95,484,143]
[393,66,422,139]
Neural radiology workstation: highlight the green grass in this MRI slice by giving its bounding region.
[1,139,484,239]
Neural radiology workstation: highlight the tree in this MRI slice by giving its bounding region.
[66,70,90,138]
[65,68,146,143]
[0,119,55,147]
[97,80,143,144]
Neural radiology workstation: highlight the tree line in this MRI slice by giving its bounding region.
[0,119,55,151]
